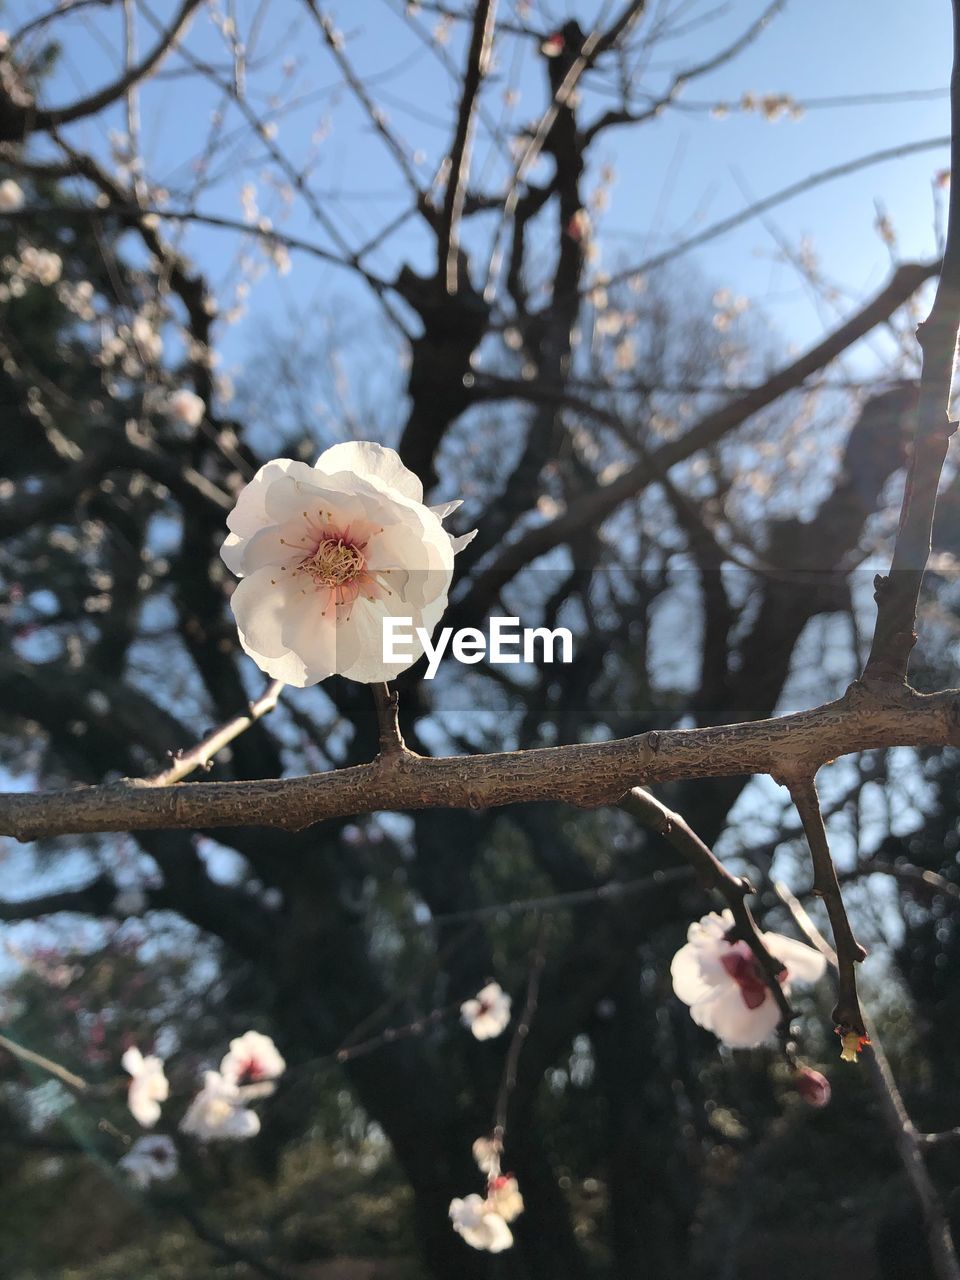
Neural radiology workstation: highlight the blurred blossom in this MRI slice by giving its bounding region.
[795,1065,831,1108]
[472,1135,502,1175]
[19,247,62,286]
[488,1175,524,1222]
[460,982,512,1040]
[220,1030,286,1085]
[0,178,23,211]
[119,1134,179,1189]
[122,1046,169,1128]
[165,389,206,429]
[449,1194,514,1252]
[671,910,826,1048]
[180,1069,267,1141]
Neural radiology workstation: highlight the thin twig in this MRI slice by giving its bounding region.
[776,884,960,1280]
[494,918,547,1142]
[864,0,960,682]
[620,787,795,1041]
[144,679,284,787]
[371,683,406,758]
[783,775,866,1037]
[437,0,498,293]
[0,1032,90,1093]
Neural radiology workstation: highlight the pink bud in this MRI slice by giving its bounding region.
[795,1066,831,1108]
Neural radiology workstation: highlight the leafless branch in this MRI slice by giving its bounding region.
[1,682,957,840]
[783,775,866,1038]
[864,1,960,682]
[777,883,960,1280]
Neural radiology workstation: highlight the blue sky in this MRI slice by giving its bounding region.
[8,0,952,393]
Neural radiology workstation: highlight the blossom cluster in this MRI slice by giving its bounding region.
[711,92,805,121]
[0,244,63,302]
[118,1030,285,1189]
[450,1136,524,1252]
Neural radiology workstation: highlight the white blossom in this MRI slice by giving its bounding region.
[121,1046,169,1128]
[220,441,475,687]
[165,389,205,428]
[472,1135,502,1175]
[670,910,826,1049]
[119,1134,179,1189]
[19,247,62,286]
[220,1030,285,1085]
[449,1194,514,1252]
[131,314,163,363]
[0,179,24,212]
[460,982,512,1041]
[179,1070,267,1141]
[487,1174,524,1222]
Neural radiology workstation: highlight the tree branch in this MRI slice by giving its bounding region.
[462,261,937,617]
[620,787,795,1039]
[783,775,866,1037]
[144,680,284,787]
[1,683,958,839]
[437,0,497,293]
[777,884,960,1280]
[9,1,200,137]
[864,0,960,681]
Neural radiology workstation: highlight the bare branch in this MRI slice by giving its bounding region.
[0,1033,90,1094]
[437,0,498,293]
[7,1,201,138]
[371,683,407,759]
[463,261,937,617]
[777,884,960,1280]
[783,775,866,1038]
[620,787,795,1039]
[864,1,960,681]
[1,683,957,840]
[144,680,284,787]
[600,136,948,292]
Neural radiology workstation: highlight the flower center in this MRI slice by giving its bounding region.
[301,537,365,587]
[720,942,787,1010]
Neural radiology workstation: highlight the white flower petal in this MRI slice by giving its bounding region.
[669,942,714,1007]
[696,984,781,1048]
[449,529,478,554]
[231,568,297,659]
[121,1046,144,1076]
[316,440,423,503]
[764,931,827,985]
[430,498,463,519]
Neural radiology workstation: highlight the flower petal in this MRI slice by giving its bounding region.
[764,931,827,985]
[670,943,713,1007]
[316,440,423,503]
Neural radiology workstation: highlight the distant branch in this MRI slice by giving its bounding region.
[864,1,960,681]
[437,0,498,293]
[11,0,200,137]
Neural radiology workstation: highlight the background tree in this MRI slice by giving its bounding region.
[0,3,958,1278]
